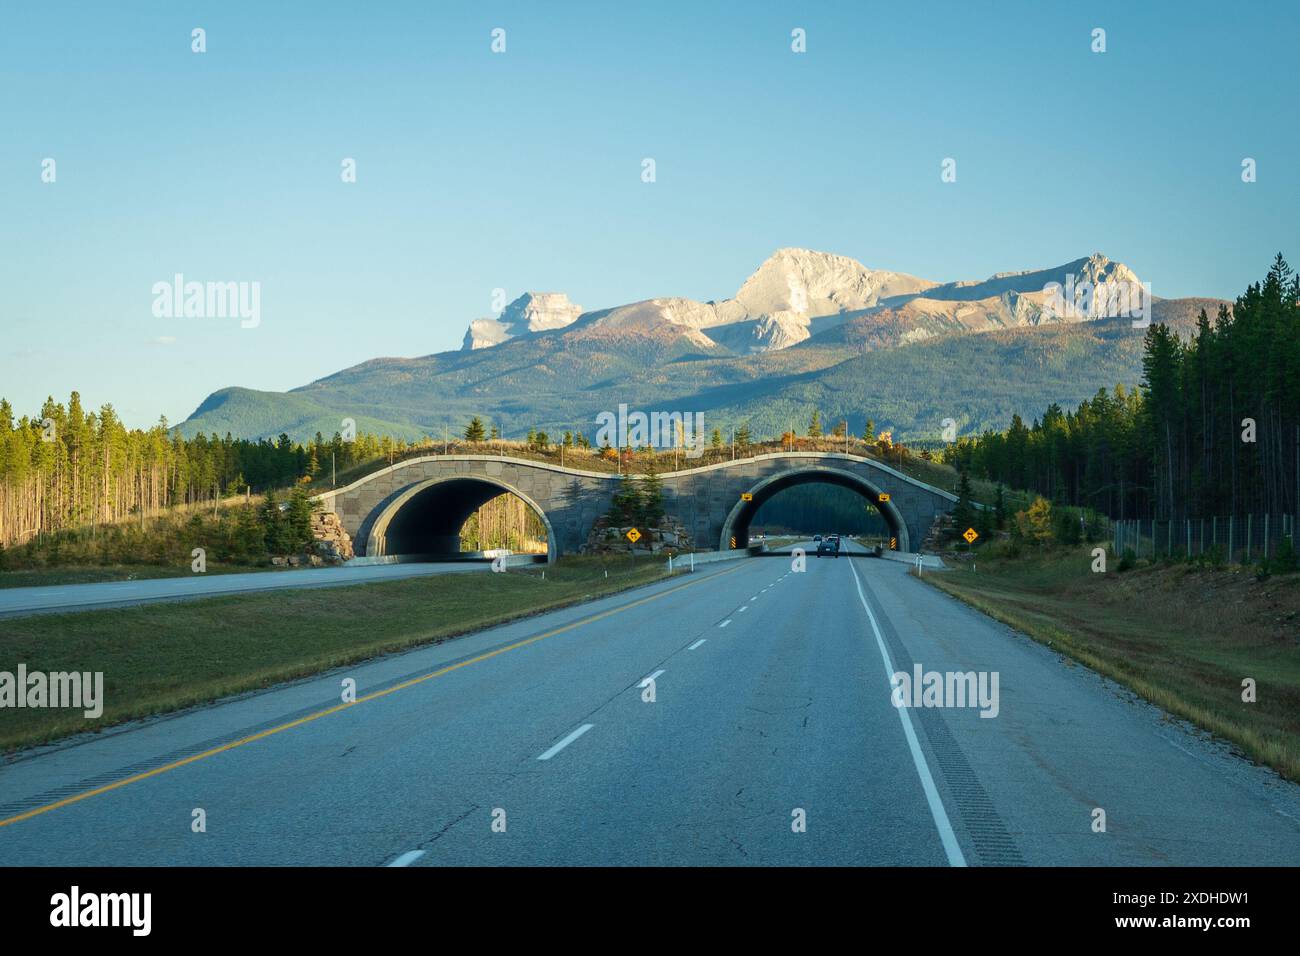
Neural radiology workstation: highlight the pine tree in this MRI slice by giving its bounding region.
[808,410,822,438]
[640,457,665,527]
[286,483,316,552]
[261,491,289,555]
[952,468,975,536]
[464,417,486,442]
[608,472,642,527]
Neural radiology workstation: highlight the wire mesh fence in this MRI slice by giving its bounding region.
[1112,514,1298,564]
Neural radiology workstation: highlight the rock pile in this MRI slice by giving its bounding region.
[311,511,355,564]
[584,515,693,554]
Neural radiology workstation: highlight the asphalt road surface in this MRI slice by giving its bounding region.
[2,541,1298,865]
[0,560,507,618]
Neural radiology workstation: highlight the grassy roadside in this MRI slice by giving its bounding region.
[0,555,674,752]
[921,546,1300,782]
[0,564,282,589]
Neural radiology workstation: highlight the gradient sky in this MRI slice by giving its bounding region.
[1,0,1295,428]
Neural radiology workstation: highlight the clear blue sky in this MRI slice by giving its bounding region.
[1,0,1295,428]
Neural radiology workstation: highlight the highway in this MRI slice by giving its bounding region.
[2,541,1298,865]
[0,560,514,618]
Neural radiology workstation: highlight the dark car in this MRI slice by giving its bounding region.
[816,534,840,558]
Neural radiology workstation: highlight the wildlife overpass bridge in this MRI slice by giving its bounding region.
[315,452,959,562]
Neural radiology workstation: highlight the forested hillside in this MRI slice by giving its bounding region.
[178,299,1215,444]
[947,255,1299,522]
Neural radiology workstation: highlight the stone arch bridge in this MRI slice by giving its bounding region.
[315,452,959,562]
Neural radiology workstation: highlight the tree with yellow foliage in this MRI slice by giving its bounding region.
[1014,496,1054,545]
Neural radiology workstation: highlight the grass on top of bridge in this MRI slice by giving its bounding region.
[923,544,1300,782]
[328,436,1020,509]
[0,555,675,753]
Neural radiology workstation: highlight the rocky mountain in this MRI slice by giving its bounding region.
[179,248,1223,444]
[459,249,1148,357]
[462,292,583,349]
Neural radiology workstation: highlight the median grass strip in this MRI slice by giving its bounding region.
[0,556,672,752]
[922,546,1300,782]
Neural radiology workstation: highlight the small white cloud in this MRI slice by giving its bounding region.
[149,335,178,346]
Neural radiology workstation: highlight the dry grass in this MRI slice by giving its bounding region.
[924,548,1300,781]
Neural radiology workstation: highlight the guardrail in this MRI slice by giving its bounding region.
[665,546,764,571]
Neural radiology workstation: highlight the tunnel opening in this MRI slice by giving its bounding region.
[368,477,553,563]
[720,468,907,553]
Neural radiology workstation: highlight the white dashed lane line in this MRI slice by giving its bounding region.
[718,619,731,628]
[688,639,707,650]
[387,850,426,867]
[537,723,595,761]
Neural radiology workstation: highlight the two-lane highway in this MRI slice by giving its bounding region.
[2,544,1298,865]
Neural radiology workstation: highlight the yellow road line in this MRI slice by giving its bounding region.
[0,563,743,829]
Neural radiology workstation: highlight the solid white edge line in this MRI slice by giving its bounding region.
[688,638,707,650]
[847,559,968,867]
[537,723,595,761]
[387,850,426,867]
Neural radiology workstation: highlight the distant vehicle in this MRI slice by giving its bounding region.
[812,534,822,543]
[816,535,840,558]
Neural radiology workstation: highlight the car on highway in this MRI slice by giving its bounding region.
[816,534,840,557]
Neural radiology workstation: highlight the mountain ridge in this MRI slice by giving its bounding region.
[179,249,1223,444]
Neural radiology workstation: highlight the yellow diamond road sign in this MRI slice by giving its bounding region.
[626,528,641,543]
[963,527,979,544]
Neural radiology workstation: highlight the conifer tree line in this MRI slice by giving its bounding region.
[945,255,1300,522]
[0,394,394,548]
